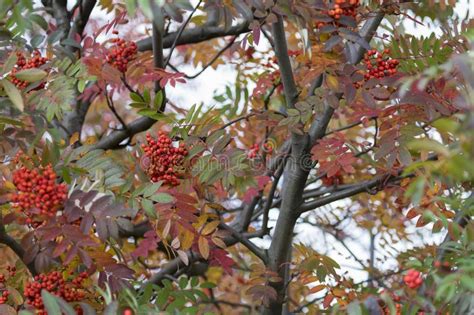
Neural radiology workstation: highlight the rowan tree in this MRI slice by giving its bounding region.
[0,0,473,314]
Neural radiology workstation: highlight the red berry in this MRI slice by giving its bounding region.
[9,51,48,90]
[403,269,423,289]
[140,132,188,186]
[11,162,67,223]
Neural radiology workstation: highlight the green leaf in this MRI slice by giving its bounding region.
[141,199,157,219]
[3,53,17,73]
[130,92,144,102]
[1,79,24,111]
[154,90,164,109]
[200,282,216,289]
[179,276,188,289]
[150,192,175,203]
[143,182,163,198]
[0,115,24,126]
[14,68,48,82]
[41,290,61,315]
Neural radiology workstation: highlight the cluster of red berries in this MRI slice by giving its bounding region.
[247,142,273,159]
[105,31,138,73]
[24,271,88,315]
[0,266,16,305]
[11,164,67,220]
[0,275,9,305]
[363,49,399,81]
[403,269,423,289]
[10,51,48,89]
[316,0,359,29]
[434,260,451,269]
[141,132,188,186]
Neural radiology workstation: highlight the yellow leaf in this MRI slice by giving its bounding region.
[325,75,339,91]
[180,229,194,250]
[211,236,226,249]
[198,236,209,259]
[205,266,223,284]
[70,132,80,144]
[201,221,220,235]
[3,181,15,190]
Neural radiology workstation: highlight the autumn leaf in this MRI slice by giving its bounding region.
[198,236,210,259]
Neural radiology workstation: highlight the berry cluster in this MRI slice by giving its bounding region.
[24,271,88,315]
[434,260,451,270]
[141,132,188,186]
[247,142,273,159]
[403,269,423,289]
[363,49,399,81]
[0,266,16,305]
[105,31,138,73]
[0,275,9,305]
[11,164,67,220]
[10,51,48,89]
[316,0,360,29]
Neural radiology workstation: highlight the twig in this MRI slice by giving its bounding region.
[169,36,237,79]
[164,0,203,67]
[105,90,129,132]
[218,223,267,263]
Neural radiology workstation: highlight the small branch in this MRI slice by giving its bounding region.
[219,223,267,263]
[164,0,203,67]
[105,90,128,131]
[169,36,237,79]
[299,154,439,214]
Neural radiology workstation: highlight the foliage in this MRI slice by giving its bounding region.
[0,0,472,314]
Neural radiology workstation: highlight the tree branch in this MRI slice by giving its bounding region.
[164,0,202,67]
[271,15,298,110]
[67,0,96,41]
[169,36,237,79]
[219,223,267,263]
[137,20,251,51]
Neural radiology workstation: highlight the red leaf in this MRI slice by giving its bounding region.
[209,249,235,274]
[323,294,334,308]
[132,230,160,259]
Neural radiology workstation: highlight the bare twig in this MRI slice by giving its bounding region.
[169,36,237,79]
[164,0,203,67]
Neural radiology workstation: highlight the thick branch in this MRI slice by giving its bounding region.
[137,20,250,51]
[271,15,298,109]
[68,0,96,40]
